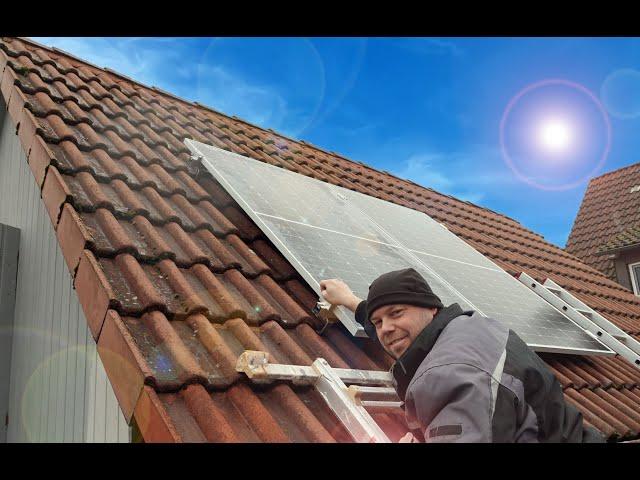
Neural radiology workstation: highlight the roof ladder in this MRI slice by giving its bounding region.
[235,350,403,443]
[518,272,640,370]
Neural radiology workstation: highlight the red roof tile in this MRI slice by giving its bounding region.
[567,161,640,279]
[2,36,640,442]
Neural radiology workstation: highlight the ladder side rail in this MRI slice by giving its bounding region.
[543,278,629,339]
[312,358,392,443]
[542,278,640,357]
[519,273,640,369]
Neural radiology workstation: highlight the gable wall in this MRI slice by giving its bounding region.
[0,97,129,442]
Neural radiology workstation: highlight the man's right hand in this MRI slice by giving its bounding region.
[319,279,362,313]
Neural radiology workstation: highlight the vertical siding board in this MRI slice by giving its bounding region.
[117,410,129,443]
[17,153,32,442]
[94,351,107,442]
[36,190,51,441]
[53,252,68,442]
[10,130,17,224]
[42,214,55,441]
[9,127,16,224]
[38,232,52,441]
[64,281,74,441]
[82,316,94,442]
[30,203,41,442]
[46,253,63,441]
[85,342,97,443]
[73,301,85,442]
[18,152,33,442]
[46,236,59,442]
[0,119,5,222]
[44,224,57,440]
[47,253,60,441]
[104,366,117,442]
[35,203,47,441]
[93,342,102,443]
[22,157,37,442]
[58,264,71,442]
[19,155,38,442]
[0,118,7,224]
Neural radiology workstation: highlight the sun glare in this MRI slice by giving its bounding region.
[538,119,572,153]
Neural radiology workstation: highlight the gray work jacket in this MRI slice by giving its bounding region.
[355,302,604,443]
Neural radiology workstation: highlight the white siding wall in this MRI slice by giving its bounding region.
[0,101,130,442]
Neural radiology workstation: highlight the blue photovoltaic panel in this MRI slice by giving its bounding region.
[186,139,612,356]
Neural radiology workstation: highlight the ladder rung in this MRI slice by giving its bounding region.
[348,385,400,403]
[360,401,405,415]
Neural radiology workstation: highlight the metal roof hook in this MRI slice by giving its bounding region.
[313,301,338,336]
[187,153,204,177]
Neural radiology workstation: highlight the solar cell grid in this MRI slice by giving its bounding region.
[341,187,500,268]
[413,253,608,353]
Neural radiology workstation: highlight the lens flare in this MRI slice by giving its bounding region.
[500,78,611,191]
[601,68,640,119]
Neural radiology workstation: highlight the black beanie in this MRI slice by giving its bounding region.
[366,268,444,322]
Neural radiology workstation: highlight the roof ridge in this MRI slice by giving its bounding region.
[17,36,521,228]
[591,160,640,183]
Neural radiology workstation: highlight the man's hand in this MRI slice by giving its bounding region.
[319,279,362,313]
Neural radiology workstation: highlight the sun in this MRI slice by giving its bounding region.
[538,119,572,153]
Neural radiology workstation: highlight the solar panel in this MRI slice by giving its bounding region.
[186,139,613,356]
[343,188,499,268]
[411,253,609,353]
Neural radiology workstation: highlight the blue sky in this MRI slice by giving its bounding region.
[31,37,640,248]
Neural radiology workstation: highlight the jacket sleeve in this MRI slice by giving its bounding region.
[354,300,380,341]
[404,362,501,443]
[354,300,367,326]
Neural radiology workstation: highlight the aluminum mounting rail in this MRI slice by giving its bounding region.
[518,272,640,370]
[236,350,403,443]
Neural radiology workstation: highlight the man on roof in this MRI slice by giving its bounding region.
[320,268,603,443]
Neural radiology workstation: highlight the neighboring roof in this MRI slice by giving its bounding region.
[1,36,640,442]
[597,223,640,256]
[567,162,640,279]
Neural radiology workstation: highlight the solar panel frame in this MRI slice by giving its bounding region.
[186,139,613,356]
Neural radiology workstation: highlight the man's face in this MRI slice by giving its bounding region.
[369,304,438,359]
